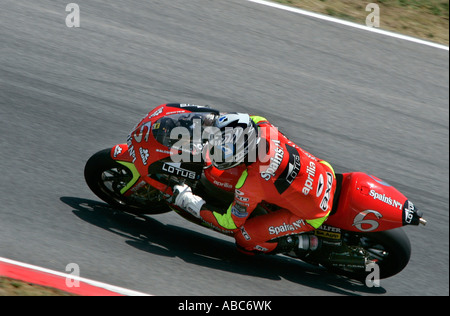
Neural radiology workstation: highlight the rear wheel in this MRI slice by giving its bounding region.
[84,148,171,215]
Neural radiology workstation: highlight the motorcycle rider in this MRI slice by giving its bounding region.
[172,112,337,255]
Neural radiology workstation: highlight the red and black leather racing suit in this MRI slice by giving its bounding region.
[200,116,336,254]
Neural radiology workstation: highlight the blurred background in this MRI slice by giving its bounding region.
[1,0,448,296]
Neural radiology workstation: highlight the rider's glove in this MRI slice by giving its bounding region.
[173,184,205,218]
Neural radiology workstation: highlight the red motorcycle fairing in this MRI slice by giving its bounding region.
[110,139,417,233]
[108,104,420,234]
[109,103,221,197]
[126,103,220,182]
[110,144,133,162]
[205,167,417,233]
[108,144,150,196]
[109,142,175,196]
[325,172,408,232]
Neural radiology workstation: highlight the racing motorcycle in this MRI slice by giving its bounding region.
[84,103,426,281]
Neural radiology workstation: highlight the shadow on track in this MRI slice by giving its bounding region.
[60,196,386,296]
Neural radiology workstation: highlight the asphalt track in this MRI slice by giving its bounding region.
[1,0,448,296]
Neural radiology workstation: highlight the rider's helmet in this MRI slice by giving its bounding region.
[206,113,259,170]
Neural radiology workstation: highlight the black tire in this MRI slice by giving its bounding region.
[329,228,411,281]
[364,229,411,279]
[84,148,171,215]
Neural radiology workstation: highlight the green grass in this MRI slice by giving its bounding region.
[0,276,76,296]
[274,0,449,44]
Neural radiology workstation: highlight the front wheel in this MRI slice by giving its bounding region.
[84,148,171,215]
[326,229,411,280]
